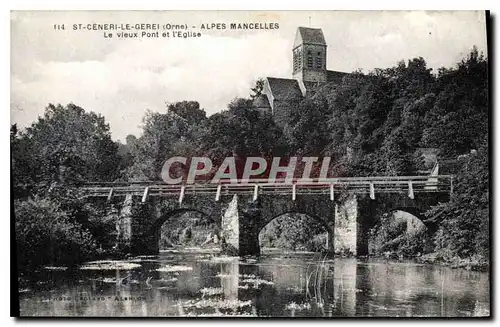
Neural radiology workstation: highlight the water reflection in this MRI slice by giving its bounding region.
[18,251,490,317]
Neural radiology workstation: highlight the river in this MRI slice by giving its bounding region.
[18,248,490,317]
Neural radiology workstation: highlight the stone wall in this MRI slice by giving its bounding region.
[116,194,133,252]
[334,194,358,255]
[103,188,448,257]
[221,195,239,254]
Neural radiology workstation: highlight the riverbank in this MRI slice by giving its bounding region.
[416,253,489,272]
[362,251,489,272]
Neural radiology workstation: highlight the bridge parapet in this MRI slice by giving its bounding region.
[74,175,452,257]
[77,175,453,202]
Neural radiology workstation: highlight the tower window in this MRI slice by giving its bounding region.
[293,49,303,73]
[316,56,322,69]
[293,51,298,72]
[307,51,313,68]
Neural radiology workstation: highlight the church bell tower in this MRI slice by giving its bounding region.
[292,27,328,96]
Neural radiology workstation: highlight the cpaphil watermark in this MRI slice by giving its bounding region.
[161,157,332,184]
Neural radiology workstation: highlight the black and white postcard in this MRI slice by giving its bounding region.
[10,10,490,318]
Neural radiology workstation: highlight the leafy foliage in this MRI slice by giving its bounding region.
[426,140,489,261]
[15,196,99,271]
[126,101,207,181]
[260,214,328,252]
[250,78,265,99]
[159,212,217,248]
[11,104,125,272]
[11,103,121,198]
[281,48,488,260]
[198,98,288,173]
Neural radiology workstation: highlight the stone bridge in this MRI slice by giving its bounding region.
[80,176,452,257]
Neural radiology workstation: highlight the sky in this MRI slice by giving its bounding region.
[10,10,488,141]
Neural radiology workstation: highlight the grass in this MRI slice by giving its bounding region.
[302,254,332,314]
[416,253,489,272]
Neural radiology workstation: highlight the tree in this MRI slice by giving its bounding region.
[284,97,331,156]
[421,47,488,156]
[197,98,288,178]
[167,101,207,125]
[250,78,265,99]
[426,140,489,261]
[260,214,327,251]
[15,196,98,272]
[127,101,207,181]
[11,103,121,197]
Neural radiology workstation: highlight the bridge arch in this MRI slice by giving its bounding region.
[149,208,221,234]
[147,208,221,251]
[125,194,224,254]
[258,211,333,252]
[388,207,426,222]
[258,211,332,234]
[256,195,337,253]
[102,186,449,256]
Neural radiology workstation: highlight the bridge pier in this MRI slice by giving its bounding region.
[354,195,378,256]
[116,194,133,252]
[334,194,377,256]
[221,194,261,256]
[334,192,450,256]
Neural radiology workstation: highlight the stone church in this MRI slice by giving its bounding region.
[253,27,348,125]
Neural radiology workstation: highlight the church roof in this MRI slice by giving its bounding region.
[266,77,303,100]
[252,94,271,108]
[296,27,326,45]
[327,70,348,83]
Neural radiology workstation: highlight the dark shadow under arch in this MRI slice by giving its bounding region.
[259,211,332,235]
[389,208,441,236]
[149,208,220,236]
[143,208,221,251]
[258,211,334,252]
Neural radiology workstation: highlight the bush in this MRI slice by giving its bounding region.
[259,214,327,252]
[426,142,489,262]
[14,197,99,272]
[369,212,432,257]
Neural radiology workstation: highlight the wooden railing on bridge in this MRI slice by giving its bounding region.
[76,175,453,204]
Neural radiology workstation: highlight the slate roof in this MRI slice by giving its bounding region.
[266,77,304,100]
[298,27,326,45]
[252,94,271,108]
[327,70,348,83]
